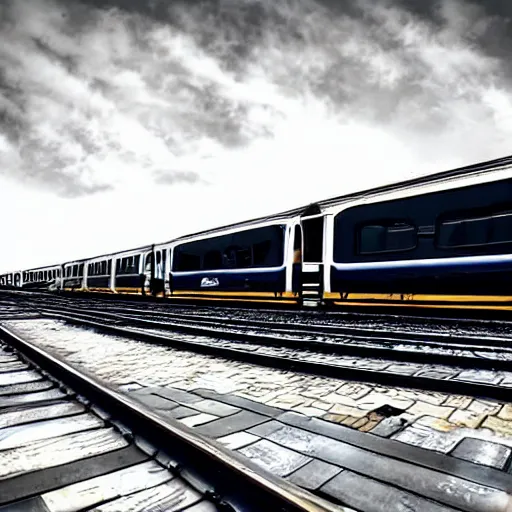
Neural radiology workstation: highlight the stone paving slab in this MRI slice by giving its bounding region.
[287,459,342,491]
[321,471,457,512]
[452,437,512,470]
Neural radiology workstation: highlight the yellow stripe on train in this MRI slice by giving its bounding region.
[169,295,297,304]
[333,301,512,311]
[69,286,299,303]
[170,290,298,298]
[324,292,512,303]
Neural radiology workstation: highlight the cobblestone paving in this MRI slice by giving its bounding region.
[6,318,512,457]
[122,385,512,511]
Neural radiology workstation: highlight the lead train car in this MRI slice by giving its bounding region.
[325,163,512,311]
[3,155,512,313]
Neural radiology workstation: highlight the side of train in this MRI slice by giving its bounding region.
[3,155,512,312]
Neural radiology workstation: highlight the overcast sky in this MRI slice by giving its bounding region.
[1,0,512,272]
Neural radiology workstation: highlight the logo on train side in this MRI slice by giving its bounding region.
[200,277,220,288]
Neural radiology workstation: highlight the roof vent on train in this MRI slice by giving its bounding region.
[301,203,322,217]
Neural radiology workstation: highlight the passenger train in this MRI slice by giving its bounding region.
[3,154,512,313]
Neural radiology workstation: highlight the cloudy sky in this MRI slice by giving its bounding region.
[1,0,511,272]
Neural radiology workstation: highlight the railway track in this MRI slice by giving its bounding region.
[8,292,512,354]
[6,289,512,338]
[0,322,343,512]
[9,289,512,337]
[4,291,512,403]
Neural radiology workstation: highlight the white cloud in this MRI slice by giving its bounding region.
[0,0,511,272]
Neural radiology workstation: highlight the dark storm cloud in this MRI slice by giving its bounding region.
[1,0,512,198]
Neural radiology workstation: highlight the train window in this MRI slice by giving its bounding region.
[223,246,251,268]
[38,271,43,280]
[108,260,112,274]
[175,251,201,271]
[203,250,222,270]
[173,225,285,272]
[359,222,416,254]
[43,271,47,280]
[253,240,272,266]
[437,210,512,249]
[57,269,60,277]
[115,256,139,275]
[145,253,152,272]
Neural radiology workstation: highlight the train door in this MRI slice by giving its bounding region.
[153,248,165,297]
[300,210,325,306]
[143,250,153,295]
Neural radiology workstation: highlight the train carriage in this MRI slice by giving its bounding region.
[323,163,512,311]
[62,260,86,291]
[20,265,61,290]
[86,255,114,293]
[110,243,172,297]
[168,219,298,304]
[111,247,148,295]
